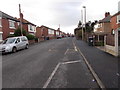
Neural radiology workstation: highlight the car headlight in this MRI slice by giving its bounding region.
[2,46,10,50]
[2,47,5,50]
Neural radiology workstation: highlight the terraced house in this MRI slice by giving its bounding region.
[0,11,19,41]
[18,13,36,36]
[36,25,57,40]
[0,11,37,42]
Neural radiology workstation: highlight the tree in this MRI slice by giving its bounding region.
[78,21,82,28]
[26,34,35,40]
[14,27,27,36]
[85,21,96,33]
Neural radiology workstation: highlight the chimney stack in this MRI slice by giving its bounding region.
[20,13,23,21]
[105,12,110,17]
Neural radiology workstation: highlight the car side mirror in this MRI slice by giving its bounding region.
[15,41,18,44]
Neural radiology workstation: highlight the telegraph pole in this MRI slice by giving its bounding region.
[19,4,23,36]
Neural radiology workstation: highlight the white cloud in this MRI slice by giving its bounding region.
[80,0,119,21]
[0,0,119,34]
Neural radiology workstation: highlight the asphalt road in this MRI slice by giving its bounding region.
[75,40,118,88]
[2,37,101,88]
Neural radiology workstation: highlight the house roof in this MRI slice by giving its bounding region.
[111,11,120,17]
[0,11,18,22]
[99,15,111,23]
[18,18,36,26]
[41,25,56,31]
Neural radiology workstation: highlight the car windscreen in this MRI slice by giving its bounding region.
[2,38,16,44]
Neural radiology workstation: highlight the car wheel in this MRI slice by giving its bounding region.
[25,44,29,49]
[12,47,17,53]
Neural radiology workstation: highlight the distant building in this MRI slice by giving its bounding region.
[36,25,56,40]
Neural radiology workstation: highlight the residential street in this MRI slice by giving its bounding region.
[2,37,118,88]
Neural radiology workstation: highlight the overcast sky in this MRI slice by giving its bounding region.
[0,0,119,34]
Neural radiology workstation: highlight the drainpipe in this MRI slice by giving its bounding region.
[115,29,118,56]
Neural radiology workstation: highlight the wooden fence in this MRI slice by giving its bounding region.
[106,34,115,46]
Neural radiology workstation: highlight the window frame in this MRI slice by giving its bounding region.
[28,24,36,32]
[117,15,120,24]
[48,29,54,35]
[9,20,15,29]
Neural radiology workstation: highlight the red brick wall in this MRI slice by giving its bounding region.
[2,18,10,40]
[36,27,42,38]
[104,23,111,33]
[111,15,119,30]
[43,27,48,37]
[0,27,2,32]
[22,24,28,32]
[2,18,19,40]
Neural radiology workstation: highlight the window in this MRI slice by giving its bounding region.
[30,25,32,30]
[0,33,2,42]
[0,17,2,27]
[56,31,59,35]
[28,25,36,32]
[21,37,27,41]
[15,38,20,43]
[48,29,54,34]
[17,22,20,26]
[117,15,120,24]
[9,20,15,28]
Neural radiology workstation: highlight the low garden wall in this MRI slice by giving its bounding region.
[28,40,35,45]
[105,45,118,56]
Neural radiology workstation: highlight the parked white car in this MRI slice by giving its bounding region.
[0,36,29,53]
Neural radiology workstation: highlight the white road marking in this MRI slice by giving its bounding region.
[76,45,106,89]
[72,38,105,89]
[43,63,61,88]
[74,46,78,51]
[61,60,81,65]
[64,49,69,55]
[43,59,82,88]
[72,38,78,52]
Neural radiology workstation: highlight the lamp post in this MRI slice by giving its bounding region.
[81,10,84,40]
[83,6,86,40]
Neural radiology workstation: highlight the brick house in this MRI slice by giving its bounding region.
[36,26,44,41]
[94,11,120,56]
[94,12,111,45]
[18,13,36,36]
[105,11,120,56]
[36,25,56,40]
[0,11,19,41]
[111,11,120,47]
[55,28,61,38]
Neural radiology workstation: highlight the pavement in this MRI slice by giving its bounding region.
[75,39,119,88]
[95,46,105,52]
